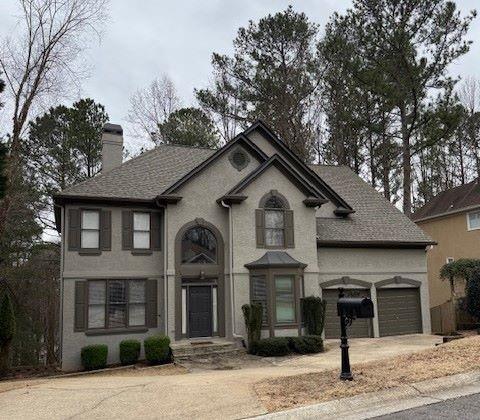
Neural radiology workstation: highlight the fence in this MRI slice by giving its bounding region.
[430,300,456,334]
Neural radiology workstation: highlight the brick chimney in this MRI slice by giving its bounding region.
[101,123,123,173]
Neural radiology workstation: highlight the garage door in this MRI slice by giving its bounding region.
[377,288,422,337]
[323,289,373,339]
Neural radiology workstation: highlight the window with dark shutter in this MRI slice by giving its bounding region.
[122,210,133,250]
[257,191,293,249]
[251,274,268,324]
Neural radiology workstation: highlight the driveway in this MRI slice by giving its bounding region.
[0,334,441,420]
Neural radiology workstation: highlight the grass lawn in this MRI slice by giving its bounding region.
[255,335,480,412]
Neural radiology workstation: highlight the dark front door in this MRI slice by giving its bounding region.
[188,286,213,338]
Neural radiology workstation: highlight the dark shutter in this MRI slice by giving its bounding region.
[285,210,294,248]
[100,210,112,251]
[251,274,268,324]
[122,210,133,250]
[74,280,87,331]
[146,279,158,328]
[68,209,81,251]
[151,212,162,251]
[255,209,265,247]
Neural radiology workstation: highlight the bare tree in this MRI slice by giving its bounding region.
[127,75,180,144]
[0,0,107,237]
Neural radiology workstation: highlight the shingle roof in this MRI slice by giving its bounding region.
[311,165,433,245]
[57,144,215,200]
[411,180,480,222]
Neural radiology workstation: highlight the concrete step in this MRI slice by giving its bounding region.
[171,341,243,360]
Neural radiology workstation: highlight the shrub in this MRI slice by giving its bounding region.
[466,268,480,322]
[144,335,171,365]
[289,335,324,354]
[0,293,16,375]
[301,296,326,336]
[119,339,141,365]
[81,344,108,371]
[251,337,290,357]
[242,303,263,353]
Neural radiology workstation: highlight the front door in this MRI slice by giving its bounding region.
[188,286,213,338]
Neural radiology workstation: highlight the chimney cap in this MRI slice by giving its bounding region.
[103,123,123,135]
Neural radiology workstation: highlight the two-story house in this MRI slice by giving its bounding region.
[413,181,480,330]
[54,120,433,370]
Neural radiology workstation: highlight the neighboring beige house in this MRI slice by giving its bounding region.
[412,181,480,329]
[54,120,433,370]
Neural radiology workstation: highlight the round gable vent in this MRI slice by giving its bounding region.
[229,147,250,171]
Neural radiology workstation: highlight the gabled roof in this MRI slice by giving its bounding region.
[312,165,434,247]
[245,120,354,212]
[412,180,480,222]
[55,144,215,201]
[224,154,328,199]
[162,134,268,194]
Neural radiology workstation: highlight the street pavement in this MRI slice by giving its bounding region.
[375,392,480,419]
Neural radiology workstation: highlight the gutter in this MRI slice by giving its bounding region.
[163,206,168,336]
[220,200,242,339]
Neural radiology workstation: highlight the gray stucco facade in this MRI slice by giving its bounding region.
[56,120,433,371]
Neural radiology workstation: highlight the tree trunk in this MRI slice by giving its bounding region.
[399,102,412,215]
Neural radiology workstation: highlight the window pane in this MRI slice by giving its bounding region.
[109,281,126,304]
[265,196,284,209]
[129,281,145,303]
[134,212,150,230]
[82,210,99,229]
[81,230,99,249]
[108,305,126,328]
[275,276,295,323]
[129,304,145,326]
[265,210,284,228]
[88,304,105,328]
[181,227,217,264]
[266,229,284,246]
[134,231,150,249]
[469,212,480,229]
[89,281,106,304]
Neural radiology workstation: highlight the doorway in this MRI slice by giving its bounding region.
[188,285,213,338]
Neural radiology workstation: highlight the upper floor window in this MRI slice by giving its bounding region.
[181,226,217,264]
[133,212,150,249]
[256,191,294,248]
[467,211,480,231]
[81,210,100,249]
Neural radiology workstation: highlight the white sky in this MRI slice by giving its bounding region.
[0,0,479,154]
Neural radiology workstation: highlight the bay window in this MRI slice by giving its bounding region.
[274,275,295,323]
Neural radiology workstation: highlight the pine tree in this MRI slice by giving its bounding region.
[0,293,16,375]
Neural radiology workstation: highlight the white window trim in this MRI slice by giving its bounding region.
[133,211,151,249]
[81,209,100,250]
[446,257,455,264]
[467,211,480,231]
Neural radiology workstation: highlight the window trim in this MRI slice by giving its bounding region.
[133,211,151,250]
[249,268,302,336]
[181,226,218,265]
[446,257,455,264]
[273,274,296,325]
[467,211,480,231]
[80,208,101,255]
[86,279,147,332]
[264,209,286,248]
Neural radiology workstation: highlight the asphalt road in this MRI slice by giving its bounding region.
[375,393,480,419]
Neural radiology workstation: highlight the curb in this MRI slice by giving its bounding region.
[253,370,480,419]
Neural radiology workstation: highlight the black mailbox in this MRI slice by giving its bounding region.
[337,297,374,319]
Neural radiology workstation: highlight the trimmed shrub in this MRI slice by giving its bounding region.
[466,268,480,323]
[81,344,108,370]
[119,339,141,365]
[242,303,263,353]
[251,337,290,357]
[0,293,16,374]
[301,296,326,336]
[144,335,171,365]
[289,335,324,354]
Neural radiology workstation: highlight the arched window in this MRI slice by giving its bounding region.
[256,191,293,248]
[181,226,217,264]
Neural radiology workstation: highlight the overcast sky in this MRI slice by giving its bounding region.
[1,0,479,153]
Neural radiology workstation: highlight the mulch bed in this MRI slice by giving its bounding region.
[255,335,480,412]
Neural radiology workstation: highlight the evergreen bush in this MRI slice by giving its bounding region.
[119,339,141,365]
[80,344,108,370]
[242,303,263,353]
[301,296,326,335]
[144,335,171,365]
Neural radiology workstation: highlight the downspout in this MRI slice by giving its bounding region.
[163,206,168,336]
[221,200,242,338]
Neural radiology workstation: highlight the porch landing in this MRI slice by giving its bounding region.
[171,338,244,360]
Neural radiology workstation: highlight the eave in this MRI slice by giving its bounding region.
[317,239,437,249]
[216,195,248,205]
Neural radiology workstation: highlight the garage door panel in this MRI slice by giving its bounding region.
[323,288,373,339]
[377,288,422,337]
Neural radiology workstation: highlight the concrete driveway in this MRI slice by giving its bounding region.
[0,334,441,420]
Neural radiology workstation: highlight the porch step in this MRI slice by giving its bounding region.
[171,341,243,360]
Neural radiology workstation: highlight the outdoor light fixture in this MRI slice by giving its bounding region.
[337,288,374,380]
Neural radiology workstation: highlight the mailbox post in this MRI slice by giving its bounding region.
[337,287,374,381]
